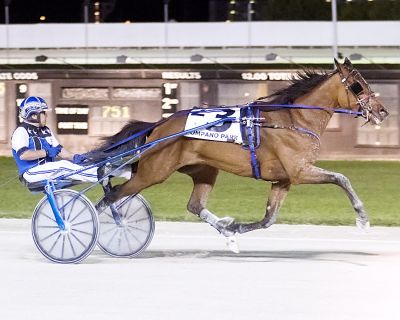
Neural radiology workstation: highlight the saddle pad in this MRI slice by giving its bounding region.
[184,108,243,144]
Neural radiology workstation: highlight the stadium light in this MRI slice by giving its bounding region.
[35,55,85,69]
[190,54,233,70]
[115,55,159,69]
[190,54,204,62]
[35,55,48,62]
[116,55,128,64]
[349,53,385,70]
[265,53,304,68]
[265,53,278,61]
[349,53,363,60]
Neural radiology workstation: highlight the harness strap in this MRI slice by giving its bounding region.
[262,123,320,142]
[244,106,261,179]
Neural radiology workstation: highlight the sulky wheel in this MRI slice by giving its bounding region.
[97,194,155,258]
[31,189,99,264]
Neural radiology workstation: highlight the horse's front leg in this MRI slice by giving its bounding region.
[227,180,291,234]
[293,165,369,230]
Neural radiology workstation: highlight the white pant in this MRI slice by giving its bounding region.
[23,160,98,183]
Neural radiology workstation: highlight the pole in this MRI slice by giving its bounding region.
[331,0,338,63]
[247,1,252,63]
[84,0,89,64]
[164,0,169,63]
[5,2,10,64]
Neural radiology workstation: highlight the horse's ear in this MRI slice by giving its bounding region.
[344,57,353,68]
[334,58,341,70]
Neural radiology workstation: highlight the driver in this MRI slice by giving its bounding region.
[11,96,97,184]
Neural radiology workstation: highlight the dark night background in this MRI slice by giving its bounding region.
[0,0,399,23]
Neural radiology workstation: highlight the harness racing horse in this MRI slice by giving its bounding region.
[92,58,389,252]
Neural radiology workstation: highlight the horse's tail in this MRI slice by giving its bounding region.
[84,120,155,164]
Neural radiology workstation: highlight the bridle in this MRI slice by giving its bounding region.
[337,68,375,122]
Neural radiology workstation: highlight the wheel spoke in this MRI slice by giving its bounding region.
[69,205,87,224]
[39,229,60,242]
[48,233,62,255]
[100,225,118,236]
[61,235,66,259]
[126,216,149,224]
[127,225,148,233]
[67,234,77,257]
[72,219,94,227]
[100,221,119,226]
[117,198,134,219]
[124,206,141,221]
[40,212,57,223]
[106,228,120,248]
[71,228,93,236]
[37,225,60,229]
[116,196,132,211]
[65,197,77,221]
[70,231,88,249]
[123,229,134,252]
[102,211,114,220]
[126,227,141,244]
[56,195,66,220]
[118,229,122,252]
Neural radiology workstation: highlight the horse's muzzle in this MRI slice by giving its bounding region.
[370,107,389,125]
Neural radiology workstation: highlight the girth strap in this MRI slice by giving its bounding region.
[242,106,261,179]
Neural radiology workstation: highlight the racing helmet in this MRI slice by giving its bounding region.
[19,96,49,120]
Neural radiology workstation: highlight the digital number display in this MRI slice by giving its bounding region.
[161,83,179,118]
[102,106,130,119]
[55,104,89,135]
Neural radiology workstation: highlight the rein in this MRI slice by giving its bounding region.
[100,102,362,154]
[102,109,194,152]
[249,101,363,117]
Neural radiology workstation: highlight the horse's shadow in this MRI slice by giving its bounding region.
[90,250,377,266]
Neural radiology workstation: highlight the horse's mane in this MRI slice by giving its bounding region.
[258,69,332,104]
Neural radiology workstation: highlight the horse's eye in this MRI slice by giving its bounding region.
[349,81,363,95]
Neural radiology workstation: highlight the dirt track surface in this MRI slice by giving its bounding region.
[1,219,400,320]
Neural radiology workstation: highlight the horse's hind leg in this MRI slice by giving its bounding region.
[227,180,291,234]
[180,165,233,232]
[180,165,239,251]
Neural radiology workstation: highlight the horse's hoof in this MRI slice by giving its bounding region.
[356,218,370,232]
[225,235,240,254]
[216,216,235,228]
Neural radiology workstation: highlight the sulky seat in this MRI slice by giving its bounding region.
[19,176,83,193]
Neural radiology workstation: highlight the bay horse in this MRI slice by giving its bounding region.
[91,58,389,251]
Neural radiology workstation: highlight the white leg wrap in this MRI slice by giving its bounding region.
[199,209,220,228]
[199,209,239,253]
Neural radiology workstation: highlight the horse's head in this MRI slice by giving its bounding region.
[334,58,389,125]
